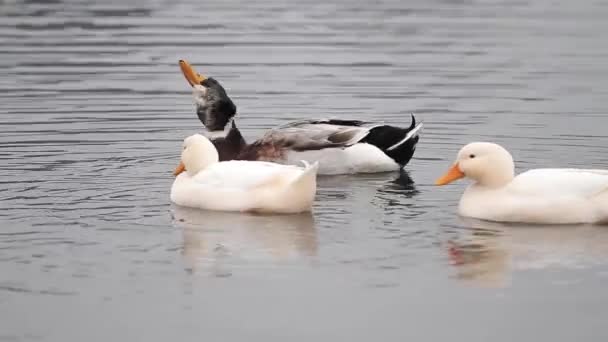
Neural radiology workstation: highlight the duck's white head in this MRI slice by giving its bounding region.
[436,142,515,188]
[173,134,219,177]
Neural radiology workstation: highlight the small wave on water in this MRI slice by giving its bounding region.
[2,0,608,340]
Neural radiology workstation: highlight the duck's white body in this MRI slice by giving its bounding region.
[437,142,608,225]
[459,168,608,224]
[285,143,399,175]
[171,134,318,214]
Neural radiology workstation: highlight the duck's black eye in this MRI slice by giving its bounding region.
[469,154,476,159]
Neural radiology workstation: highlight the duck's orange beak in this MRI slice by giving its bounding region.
[435,163,465,185]
[174,161,186,176]
[179,59,206,87]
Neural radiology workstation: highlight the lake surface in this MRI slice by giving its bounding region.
[2,0,608,341]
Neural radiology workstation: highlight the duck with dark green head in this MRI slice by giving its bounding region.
[178,60,422,175]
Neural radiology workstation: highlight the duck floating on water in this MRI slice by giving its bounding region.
[178,60,423,175]
[171,134,318,214]
[436,142,608,224]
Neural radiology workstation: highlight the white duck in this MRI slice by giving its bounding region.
[436,142,608,224]
[171,134,318,214]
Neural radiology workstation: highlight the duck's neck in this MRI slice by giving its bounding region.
[204,118,236,138]
[475,170,515,188]
[209,120,248,161]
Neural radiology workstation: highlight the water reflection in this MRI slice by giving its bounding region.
[380,169,418,196]
[4,0,608,338]
[448,218,608,288]
[171,205,317,276]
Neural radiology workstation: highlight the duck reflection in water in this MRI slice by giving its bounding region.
[368,169,422,221]
[447,217,608,288]
[172,205,317,276]
[387,168,418,195]
[312,169,420,221]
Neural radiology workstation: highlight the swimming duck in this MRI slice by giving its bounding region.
[436,142,608,224]
[178,59,423,175]
[171,134,318,214]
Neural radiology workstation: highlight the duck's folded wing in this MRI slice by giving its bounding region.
[260,119,382,151]
[509,168,608,198]
[192,161,298,189]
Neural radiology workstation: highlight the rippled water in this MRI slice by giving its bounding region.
[2,0,608,341]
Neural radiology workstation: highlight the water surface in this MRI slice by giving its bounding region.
[2,0,608,341]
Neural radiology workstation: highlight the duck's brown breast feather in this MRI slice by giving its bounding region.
[236,141,286,161]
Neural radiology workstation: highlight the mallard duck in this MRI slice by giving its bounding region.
[436,142,608,224]
[171,134,318,214]
[178,59,422,175]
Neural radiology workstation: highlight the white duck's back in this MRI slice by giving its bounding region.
[507,168,608,198]
[460,168,608,224]
[192,160,304,188]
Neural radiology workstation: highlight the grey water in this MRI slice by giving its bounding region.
[2,0,608,341]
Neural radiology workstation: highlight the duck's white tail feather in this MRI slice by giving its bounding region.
[247,161,318,214]
[591,187,608,224]
[284,161,319,211]
[290,161,319,187]
[387,122,424,151]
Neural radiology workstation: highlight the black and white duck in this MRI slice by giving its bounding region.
[178,59,423,175]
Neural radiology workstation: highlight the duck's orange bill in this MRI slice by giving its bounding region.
[435,164,465,186]
[179,59,206,87]
[174,161,186,176]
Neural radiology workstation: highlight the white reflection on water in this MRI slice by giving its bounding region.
[448,217,608,288]
[172,205,317,276]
